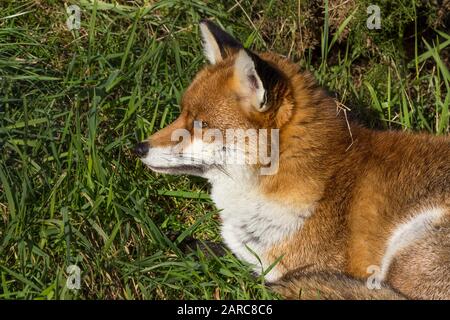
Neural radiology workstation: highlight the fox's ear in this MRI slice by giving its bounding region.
[234,49,270,112]
[199,20,243,64]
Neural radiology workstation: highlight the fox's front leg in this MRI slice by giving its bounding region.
[178,236,227,257]
[270,269,406,300]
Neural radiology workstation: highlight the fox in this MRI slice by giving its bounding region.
[135,20,450,300]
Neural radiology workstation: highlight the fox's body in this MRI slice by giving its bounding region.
[136,21,450,299]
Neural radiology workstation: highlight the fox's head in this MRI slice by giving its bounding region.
[135,20,322,179]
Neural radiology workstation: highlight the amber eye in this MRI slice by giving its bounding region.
[195,120,208,129]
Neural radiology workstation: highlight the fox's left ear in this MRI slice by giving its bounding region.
[199,20,243,64]
[234,49,280,112]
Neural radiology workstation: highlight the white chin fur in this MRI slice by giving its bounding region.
[140,139,227,175]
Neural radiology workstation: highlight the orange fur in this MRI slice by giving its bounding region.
[141,21,450,299]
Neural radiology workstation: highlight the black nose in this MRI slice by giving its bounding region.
[134,141,150,157]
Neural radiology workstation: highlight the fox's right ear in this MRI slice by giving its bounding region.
[199,20,243,64]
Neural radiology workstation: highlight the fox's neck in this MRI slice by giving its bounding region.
[207,73,353,209]
[258,71,354,208]
[205,76,352,280]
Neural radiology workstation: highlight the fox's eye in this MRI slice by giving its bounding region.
[199,121,208,129]
[193,120,206,129]
[193,120,209,129]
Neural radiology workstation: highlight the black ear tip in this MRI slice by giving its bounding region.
[199,18,216,30]
[199,19,221,32]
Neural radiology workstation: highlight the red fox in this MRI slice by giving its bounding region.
[135,20,450,299]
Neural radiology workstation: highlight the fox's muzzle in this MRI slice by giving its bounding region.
[134,141,150,158]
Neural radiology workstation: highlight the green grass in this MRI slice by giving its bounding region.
[0,0,449,299]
